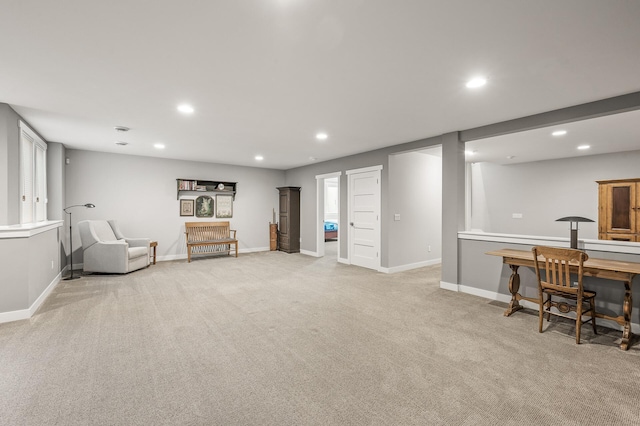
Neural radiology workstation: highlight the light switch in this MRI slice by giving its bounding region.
[512,213,523,219]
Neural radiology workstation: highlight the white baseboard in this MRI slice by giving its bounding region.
[300,249,320,257]
[380,258,441,274]
[452,283,640,334]
[440,281,459,291]
[0,271,62,324]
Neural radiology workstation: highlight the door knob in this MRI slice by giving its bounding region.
[350,222,354,226]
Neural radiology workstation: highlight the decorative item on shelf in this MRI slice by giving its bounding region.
[195,196,214,217]
[216,194,233,218]
[556,216,594,249]
[176,179,237,200]
[63,203,96,280]
[180,199,194,216]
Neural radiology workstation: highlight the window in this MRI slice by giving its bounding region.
[20,121,47,224]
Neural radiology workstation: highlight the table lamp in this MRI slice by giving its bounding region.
[556,216,594,249]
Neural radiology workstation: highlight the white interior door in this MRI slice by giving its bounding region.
[347,166,381,270]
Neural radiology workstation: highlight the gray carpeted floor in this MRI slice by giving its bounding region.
[1,242,639,425]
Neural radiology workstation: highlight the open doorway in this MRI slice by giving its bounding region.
[324,177,339,259]
[315,172,342,259]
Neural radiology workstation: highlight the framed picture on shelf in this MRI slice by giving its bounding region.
[180,199,194,216]
[216,194,233,218]
[195,195,214,218]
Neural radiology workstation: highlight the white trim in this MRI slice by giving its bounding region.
[456,284,640,334]
[379,258,441,274]
[316,178,325,258]
[440,281,459,291]
[345,164,383,175]
[315,171,342,180]
[458,230,640,254]
[337,257,350,265]
[300,249,320,257]
[0,270,62,324]
[0,220,63,239]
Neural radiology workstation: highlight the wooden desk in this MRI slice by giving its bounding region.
[487,248,640,350]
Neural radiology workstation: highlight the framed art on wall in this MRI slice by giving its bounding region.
[195,196,214,218]
[180,199,194,216]
[216,194,233,218]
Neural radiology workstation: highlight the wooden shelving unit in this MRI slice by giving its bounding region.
[176,179,237,200]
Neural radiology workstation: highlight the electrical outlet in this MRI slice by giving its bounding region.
[51,260,54,269]
[428,245,432,252]
[394,214,401,221]
[512,213,523,219]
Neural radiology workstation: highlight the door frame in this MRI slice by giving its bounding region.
[346,165,382,270]
[315,171,342,258]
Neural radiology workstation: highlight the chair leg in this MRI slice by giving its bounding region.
[590,297,597,334]
[576,300,583,344]
[538,298,544,333]
[546,295,552,322]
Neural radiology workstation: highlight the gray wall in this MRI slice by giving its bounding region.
[459,238,640,327]
[0,104,21,226]
[65,149,285,261]
[284,135,445,268]
[47,142,66,222]
[470,149,640,239]
[388,150,442,268]
[0,227,60,312]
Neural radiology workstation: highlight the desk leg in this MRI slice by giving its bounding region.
[504,265,524,317]
[621,281,633,350]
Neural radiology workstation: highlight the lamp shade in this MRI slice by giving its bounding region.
[556,216,594,223]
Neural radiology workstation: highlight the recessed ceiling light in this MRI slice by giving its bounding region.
[316,132,328,141]
[255,155,264,161]
[154,143,165,149]
[552,130,567,136]
[507,155,515,160]
[577,145,590,150]
[309,156,317,161]
[466,77,487,89]
[177,104,194,114]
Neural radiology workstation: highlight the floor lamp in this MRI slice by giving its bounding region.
[64,203,95,280]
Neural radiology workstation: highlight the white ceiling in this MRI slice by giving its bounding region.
[465,108,640,164]
[1,1,639,170]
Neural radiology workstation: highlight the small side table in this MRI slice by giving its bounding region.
[150,241,158,265]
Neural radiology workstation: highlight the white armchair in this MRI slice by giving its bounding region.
[77,220,150,274]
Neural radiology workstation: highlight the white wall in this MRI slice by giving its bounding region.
[388,149,442,269]
[65,150,285,261]
[470,149,640,239]
[324,178,338,222]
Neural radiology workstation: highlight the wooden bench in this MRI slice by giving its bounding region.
[185,221,238,262]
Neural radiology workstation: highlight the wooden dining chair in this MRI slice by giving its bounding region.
[532,246,597,344]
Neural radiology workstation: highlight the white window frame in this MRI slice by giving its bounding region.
[19,121,47,224]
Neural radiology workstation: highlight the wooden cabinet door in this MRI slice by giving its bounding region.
[603,182,637,234]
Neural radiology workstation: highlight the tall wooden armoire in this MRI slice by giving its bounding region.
[597,178,640,242]
[277,186,301,253]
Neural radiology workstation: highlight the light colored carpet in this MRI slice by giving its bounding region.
[1,245,639,425]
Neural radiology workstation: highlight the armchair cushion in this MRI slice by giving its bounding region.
[78,220,150,274]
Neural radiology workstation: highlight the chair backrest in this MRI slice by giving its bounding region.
[532,246,588,294]
[78,220,118,249]
[185,221,230,242]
